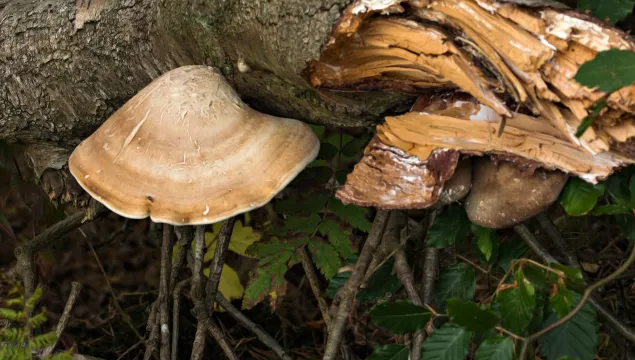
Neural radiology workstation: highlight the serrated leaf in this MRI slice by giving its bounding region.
[575,100,606,138]
[203,264,245,306]
[575,49,635,93]
[0,308,22,322]
[523,264,547,290]
[472,224,495,261]
[329,198,371,232]
[590,204,631,215]
[498,237,527,272]
[243,262,288,309]
[447,299,499,333]
[0,328,24,342]
[317,143,339,160]
[422,324,472,360]
[550,285,573,319]
[358,258,403,303]
[324,255,357,298]
[370,300,431,334]
[495,270,535,334]
[285,214,321,234]
[275,193,330,215]
[617,214,635,242]
[310,125,326,139]
[434,263,476,311]
[427,204,471,248]
[549,264,585,288]
[46,351,73,360]
[27,311,48,327]
[29,331,56,350]
[577,0,635,24]
[560,178,605,216]
[368,344,409,360]
[319,219,355,259]
[25,287,42,311]
[475,337,514,360]
[539,294,598,360]
[227,221,261,257]
[309,239,341,279]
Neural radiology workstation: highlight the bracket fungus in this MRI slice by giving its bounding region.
[314,0,635,227]
[69,65,320,226]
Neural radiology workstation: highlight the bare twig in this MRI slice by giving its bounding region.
[204,218,237,312]
[171,226,193,291]
[514,223,635,343]
[323,210,390,360]
[159,224,173,360]
[216,292,292,360]
[190,225,208,360]
[535,213,580,268]
[172,279,191,360]
[144,302,160,360]
[299,246,331,326]
[41,281,82,358]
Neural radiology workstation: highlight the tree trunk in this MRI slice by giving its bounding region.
[0,0,414,145]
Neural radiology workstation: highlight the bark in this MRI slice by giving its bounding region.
[0,0,413,146]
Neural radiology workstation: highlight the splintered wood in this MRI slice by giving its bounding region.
[314,0,635,208]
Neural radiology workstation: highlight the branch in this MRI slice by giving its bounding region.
[171,279,190,360]
[299,246,331,326]
[170,226,193,291]
[204,217,237,312]
[41,281,82,358]
[159,224,173,360]
[514,223,635,345]
[535,213,580,268]
[215,292,292,360]
[323,209,390,360]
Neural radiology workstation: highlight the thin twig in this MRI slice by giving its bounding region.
[536,213,580,268]
[190,225,208,360]
[204,217,237,312]
[159,224,173,360]
[172,279,191,360]
[216,292,292,360]
[299,247,331,326]
[514,223,635,343]
[323,210,390,360]
[41,281,82,358]
[170,226,193,291]
[144,302,160,360]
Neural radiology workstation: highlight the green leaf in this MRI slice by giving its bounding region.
[368,344,410,360]
[309,239,341,279]
[472,225,495,261]
[427,204,471,248]
[447,299,499,333]
[523,264,547,290]
[497,237,527,272]
[0,308,22,322]
[319,219,354,259]
[617,214,635,242]
[317,143,339,160]
[575,49,635,93]
[577,0,635,24]
[29,332,56,350]
[590,204,632,215]
[0,328,25,342]
[495,270,535,334]
[559,178,605,216]
[358,258,403,303]
[25,286,43,312]
[575,100,607,138]
[475,337,514,360]
[324,255,357,298]
[422,324,472,360]
[203,264,245,304]
[370,300,432,334]
[549,285,574,318]
[242,261,288,309]
[275,193,330,215]
[27,311,48,328]
[310,125,326,139]
[434,263,476,311]
[329,198,371,232]
[46,351,73,360]
[226,221,262,257]
[539,294,598,360]
[284,213,321,234]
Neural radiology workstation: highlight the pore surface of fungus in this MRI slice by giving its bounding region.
[69,65,320,225]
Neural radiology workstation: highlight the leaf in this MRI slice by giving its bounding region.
[309,239,341,279]
[203,264,245,306]
[590,204,632,215]
[559,178,605,216]
[422,324,472,360]
[46,351,73,360]
[577,0,635,24]
[475,337,514,360]
[275,193,330,215]
[539,294,598,360]
[433,263,476,311]
[549,264,585,287]
[368,344,410,360]
[358,258,403,303]
[549,285,574,319]
[310,125,326,139]
[329,198,371,232]
[0,328,24,342]
[472,224,495,261]
[495,270,535,334]
[27,311,48,328]
[575,49,635,93]
[497,237,527,272]
[226,221,261,257]
[242,261,288,309]
[0,308,22,322]
[427,204,471,248]
[370,300,432,334]
[29,332,56,350]
[319,219,355,259]
[575,100,607,138]
[284,213,321,234]
[617,214,635,242]
[447,299,499,333]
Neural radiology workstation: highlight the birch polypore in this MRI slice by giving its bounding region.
[69,66,319,225]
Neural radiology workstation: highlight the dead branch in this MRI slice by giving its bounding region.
[299,247,331,326]
[172,279,191,360]
[323,210,390,360]
[159,224,173,360]
[204,217,237,312]
[41,281,82,358]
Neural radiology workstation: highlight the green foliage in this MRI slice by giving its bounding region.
[369,301,431,334]
[329,198,372,232]
[575,100,607,138]
[368,344,410,360]
[539,294,598,360]
[434,263,476,311]
[324,256,403,303]
[578,0,635,24]
[471,225,496,261]
[447,299,499,333]
[475,337,514,360]
[575,50,635,93]
[495,270,535,334]
[422,324,472,360]
[549,285,574,319]
[497,237,527,272]
[560,178,605,216]
[308,238,341,279]
[427,204,471,248]
[319,219,355,259]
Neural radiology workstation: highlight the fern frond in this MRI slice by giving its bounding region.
[28,331,57,350]
[45,350,73,360]
[5,298,23,307]
[25,287,43,312]
[0,308,23,322]
[27,311,47,328]
[0,343,28,360]
[8,285,21,296]
[0,327,25,342]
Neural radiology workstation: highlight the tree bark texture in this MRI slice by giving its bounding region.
[0,0,414,145]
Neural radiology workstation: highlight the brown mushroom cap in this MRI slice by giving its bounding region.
[465,157,568,229]
[69,66,320,225]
